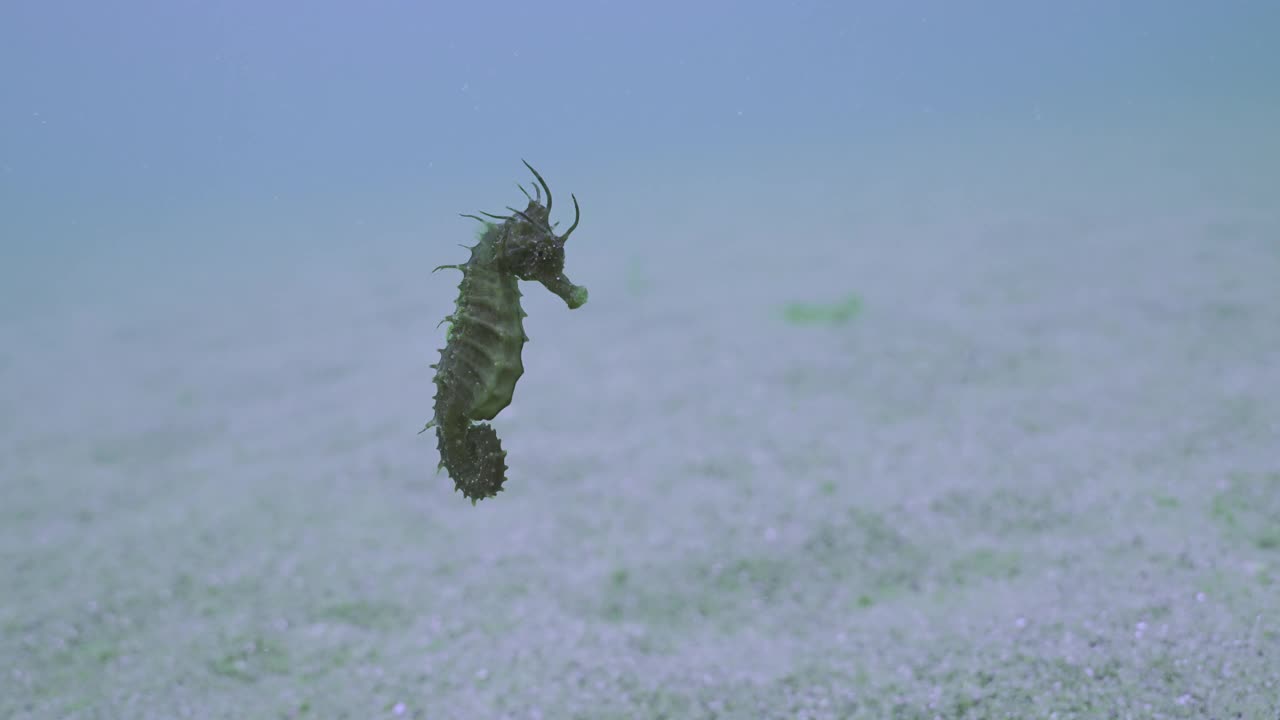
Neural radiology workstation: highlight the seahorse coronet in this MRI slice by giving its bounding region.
[424,162,588,504]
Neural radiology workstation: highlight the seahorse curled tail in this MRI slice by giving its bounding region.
[429,416,507,503]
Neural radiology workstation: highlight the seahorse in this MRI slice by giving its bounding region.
[420,161,588,504]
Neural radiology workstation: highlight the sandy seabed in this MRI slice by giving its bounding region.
[3,197,1278,718]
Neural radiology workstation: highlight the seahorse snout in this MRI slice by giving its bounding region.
[541,272,588,309]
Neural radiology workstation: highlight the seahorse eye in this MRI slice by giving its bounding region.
[538,241,565,270]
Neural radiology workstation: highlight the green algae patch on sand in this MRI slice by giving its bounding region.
[781,293,863,327]
[1211,470,1280,551]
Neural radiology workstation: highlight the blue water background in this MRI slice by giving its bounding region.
[2,1,1276,316]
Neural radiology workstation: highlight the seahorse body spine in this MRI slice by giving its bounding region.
[429,228,530,503]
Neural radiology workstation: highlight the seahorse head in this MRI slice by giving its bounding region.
[501,161,589,310]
